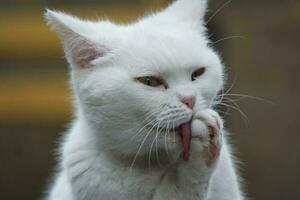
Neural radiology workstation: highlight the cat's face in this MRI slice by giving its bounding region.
[46,0,224,163]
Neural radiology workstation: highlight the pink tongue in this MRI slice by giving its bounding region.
[180,123,191,161]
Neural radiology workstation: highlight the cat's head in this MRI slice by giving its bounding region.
[46,0,224,165]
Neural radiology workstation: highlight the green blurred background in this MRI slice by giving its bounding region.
[0,0,299,199]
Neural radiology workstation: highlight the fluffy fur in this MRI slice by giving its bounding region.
[45,0,244,199]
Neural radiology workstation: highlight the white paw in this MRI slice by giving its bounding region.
[191,109,223,166]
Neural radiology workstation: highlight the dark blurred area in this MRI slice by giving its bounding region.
[0,0,299,199]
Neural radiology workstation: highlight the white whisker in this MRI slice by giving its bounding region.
[219,93,274,104]
[164,114,171,160]
[206,0,233,25]
[217,102,249,125]
[213,36,245,45]
[148,118,163,170]
[130,121,158,170]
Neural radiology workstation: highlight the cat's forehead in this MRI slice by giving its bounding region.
[127,26,207,50]
[116,28,219,74]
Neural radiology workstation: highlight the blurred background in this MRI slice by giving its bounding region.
[0,0,299,199]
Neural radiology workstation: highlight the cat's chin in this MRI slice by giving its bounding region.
[107,146,182,170]
[105,129,183,169]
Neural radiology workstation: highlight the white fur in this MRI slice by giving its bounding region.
[45,0,244,199]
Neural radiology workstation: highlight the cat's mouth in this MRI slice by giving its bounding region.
[149,120,192,161]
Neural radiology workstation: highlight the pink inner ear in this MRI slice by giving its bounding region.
[71,39,107,68]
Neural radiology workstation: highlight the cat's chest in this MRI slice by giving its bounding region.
[103,169,161,199]
[66,154,163,200]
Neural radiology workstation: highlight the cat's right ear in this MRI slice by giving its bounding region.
[45,10,110,69]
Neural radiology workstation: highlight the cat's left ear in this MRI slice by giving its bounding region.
[45,10,111,69]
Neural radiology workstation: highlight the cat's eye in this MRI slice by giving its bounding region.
[136,76,166,88]
[191,67,206,81]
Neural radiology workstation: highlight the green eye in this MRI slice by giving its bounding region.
[191,67,206,81]
[136,76,166,88]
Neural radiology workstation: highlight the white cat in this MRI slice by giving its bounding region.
[45,0,244,199]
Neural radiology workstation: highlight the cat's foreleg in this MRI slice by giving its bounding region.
[152,109,223,200]
[206,141,244,200]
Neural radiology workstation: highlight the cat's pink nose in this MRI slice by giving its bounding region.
[181,96,196,110]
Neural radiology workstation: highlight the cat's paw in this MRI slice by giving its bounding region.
[191,109,223,166]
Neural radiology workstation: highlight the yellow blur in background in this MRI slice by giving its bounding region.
[0,0,169,123]
[1,0,300,200]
